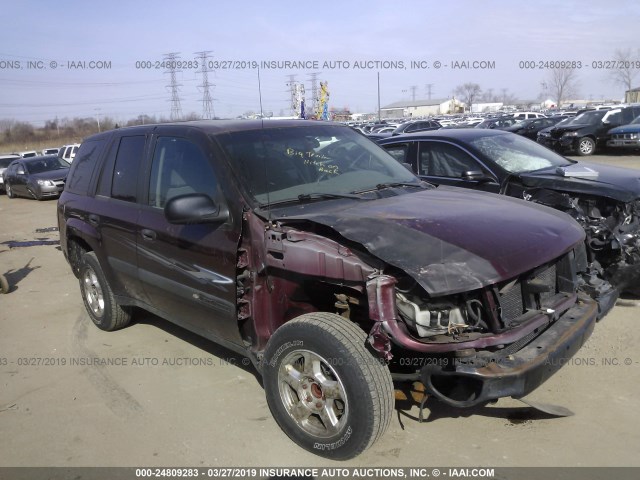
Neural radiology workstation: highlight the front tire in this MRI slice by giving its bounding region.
[577,137,595,156]
[263,313,394,460]
[79,252,132,331]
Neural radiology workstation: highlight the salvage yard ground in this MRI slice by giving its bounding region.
[1,153,639,467]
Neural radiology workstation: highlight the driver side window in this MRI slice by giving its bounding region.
[148,137,218,209]
[418,142,481,177]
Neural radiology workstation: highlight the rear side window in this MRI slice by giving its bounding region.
[65,139,106,195]
[111,136,146,202]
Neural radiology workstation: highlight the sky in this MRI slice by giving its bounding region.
[1,0,639,125]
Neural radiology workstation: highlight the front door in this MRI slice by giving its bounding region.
[136,131,242,343]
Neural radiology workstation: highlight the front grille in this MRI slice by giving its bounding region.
[537,263,557,306]
[613,133,637,140]
[498,261,559,326]
[499,282,523,322]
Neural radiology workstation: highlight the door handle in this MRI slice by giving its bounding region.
[88,214,99,226]
[141,229,157,241]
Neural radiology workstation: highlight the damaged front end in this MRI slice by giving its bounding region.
[241,213,598,410]
[365,246,598,408]
[523,188,640,311]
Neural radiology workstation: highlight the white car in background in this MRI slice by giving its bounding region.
[0,154,21,193]
[42,147,60,155]
[58,144,80,163]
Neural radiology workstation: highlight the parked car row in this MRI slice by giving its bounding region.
[54,119,633,460]
[537,105,640,155]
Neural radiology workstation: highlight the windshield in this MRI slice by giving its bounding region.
[469,133,572,173]
[217,124,418,206]
[0,158,17,168]
[24,157,70,174]
[630,115,640,125]
[572,110,607,125]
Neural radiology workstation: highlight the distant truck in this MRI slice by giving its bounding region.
[58,144,80,163]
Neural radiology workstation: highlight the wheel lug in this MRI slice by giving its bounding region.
[316,402,322,408]
[302,384,307,389]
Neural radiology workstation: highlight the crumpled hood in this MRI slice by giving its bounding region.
[519,161,640,202]
[277,187,585,296]
[551,124,590,134]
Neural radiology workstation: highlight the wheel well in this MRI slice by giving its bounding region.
[68,235,92,278]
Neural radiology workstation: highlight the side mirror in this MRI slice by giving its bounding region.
[462,170,492,182]
[401,162,415,173]
[164,193,228,225]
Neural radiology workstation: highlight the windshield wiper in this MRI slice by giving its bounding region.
[259,192,365,208]
[297,192,363,201]
[352,182,427,194]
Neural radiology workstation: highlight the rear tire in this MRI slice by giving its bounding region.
[6,183,15,198]
[263,313,394,460]
[79,252,132,331]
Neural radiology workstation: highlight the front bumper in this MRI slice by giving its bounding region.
[35,182,65,198]
[414,296,597,407]
[607,138,640,148]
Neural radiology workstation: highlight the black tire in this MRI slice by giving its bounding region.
[6,183,15,198]
[0,274,9,294]
[79,252,132,331]
[577,137,596,156]
[263,312,394,460]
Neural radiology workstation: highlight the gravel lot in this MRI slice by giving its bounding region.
[1,153,639,468]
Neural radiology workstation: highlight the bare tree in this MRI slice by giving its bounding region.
[609,48,639,93]
[454,83,482,113]
[541,68,579,107]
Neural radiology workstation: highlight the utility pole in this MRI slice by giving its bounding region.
[94,108,102,132]
[410,85,417,101]
[195,51,215,119]
[377,72,381,122]
[164,52,183,121]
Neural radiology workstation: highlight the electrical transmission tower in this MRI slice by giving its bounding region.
[425,83,434,100]
[308,72,321,117]
[410,85,418,101]
[195,51,215,119]
[286,75,305,117]
[164,52,183,120]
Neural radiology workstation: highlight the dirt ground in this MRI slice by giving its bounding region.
[1,153,639,468]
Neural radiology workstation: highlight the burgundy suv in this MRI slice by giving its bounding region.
[58,120,597,459]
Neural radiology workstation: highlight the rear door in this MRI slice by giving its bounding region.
[136,127,243,343]
[90,132,148,301]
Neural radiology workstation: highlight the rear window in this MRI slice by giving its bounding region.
[66,139,107,195]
